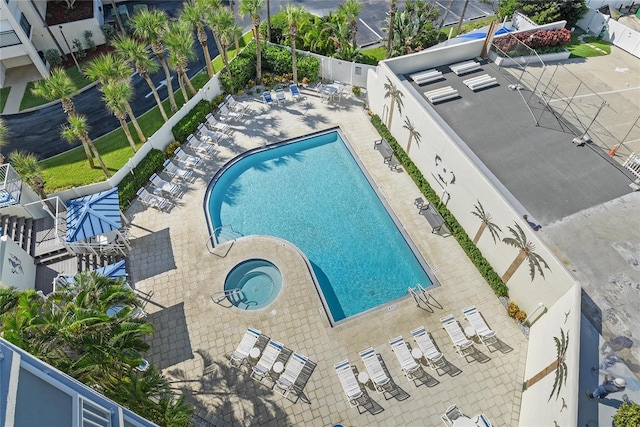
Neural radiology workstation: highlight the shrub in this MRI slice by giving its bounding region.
[263,44,292,75]
[83,30,96,51]
[165,141,181,159]
[515,309,527,323]
[44,49,63,67]
[352,86,361,96]
[72,39,86,59]
[219,41,256,94]
[297,54,320,83]
[211,94,226,110]
[507,302,520,318]
[100,24,117,43]
[117,149,165,210]
[259,11,289,43]
[613,402,640,427]
[171,99,211,143]
[370,115,509,298]
[494,28,572,56]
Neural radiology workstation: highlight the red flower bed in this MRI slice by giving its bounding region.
[494,28,571,53]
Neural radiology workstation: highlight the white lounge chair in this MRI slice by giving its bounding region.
[196,123,226,144]
[149,173,180,197]
[359,347,390,394]
[275,88,286,105]
[389,336,420,381]
[441,404,466,426]
[462,306,498,348]
[251,340,283,382]
[225,94,249,113]
[274,352,308,397]
[174,147,200,169]
[186,135,216,157]
[136,187,170,212]
[204,113,231,134]
[229,327,261,368]
[218,103,244,121]
[411,326,445,371]
[163,159,193,181]
[334,360,364,408]
[261,91,275,106]
[441,315,474,357]
[289,84,303,100]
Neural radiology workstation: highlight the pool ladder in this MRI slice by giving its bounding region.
[212,289,245,307]
[407,284,434,310]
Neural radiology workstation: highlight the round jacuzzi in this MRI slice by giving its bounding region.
[224,259,282,310]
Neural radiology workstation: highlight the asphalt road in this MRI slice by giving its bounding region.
[2,0,496,160]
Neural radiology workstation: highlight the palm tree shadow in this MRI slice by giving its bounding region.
[167,349,291,426]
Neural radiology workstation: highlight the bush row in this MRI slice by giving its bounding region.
[370,115,509,297]
[219,41,320,94]
[117,148,165,210]
[171,100,213,143]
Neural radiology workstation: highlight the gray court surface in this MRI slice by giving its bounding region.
[405,60,635,225]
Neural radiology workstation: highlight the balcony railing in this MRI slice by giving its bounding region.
[0,30,22,48]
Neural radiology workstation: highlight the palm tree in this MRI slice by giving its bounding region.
[386,0,397,54]
[215,7,236,80]
[132,9,178,112]
[501,223,550,284]
[240,0,264,81]
[471,200,502,245]
[113,36,169,122]
[285,5,306,86]
[31,68,78,117]
[202,0,224,73]
[165,21,198,101]
[402,116,422,154]
[339,0,362,48]
[84,53,146,143]
[102,81,139,153]
[181,0,215,78]
[231,22,243,52]
[7,151,46,199]
[60,115,111,177]
[383,76,404,129]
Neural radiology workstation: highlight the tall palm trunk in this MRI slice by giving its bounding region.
[110,0,126,34]
[473,222,487,245]
[152,41,177,112]
[140,71,168,121]
[211,32,225,73]
[197,25,214,78]
[79,140,96,168]
[387,0,396,54]
[115,113,137,152]
[254,18,262,81]
[123,102,145,143]
[177,71,189,101]
[290,28,298,85]
[83,137,111,177]
[62,98,76,118]
[266,0,271,41]
[502,250,527,284]
[181,67,197,95]
[220,41,233,79]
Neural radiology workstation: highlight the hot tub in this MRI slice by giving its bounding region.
[224,259,282,310]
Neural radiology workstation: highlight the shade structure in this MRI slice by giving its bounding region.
[66,188,122,243]
[94,260,127,280]
[458,26,512,39]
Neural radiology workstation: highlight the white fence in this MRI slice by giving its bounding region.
[577,7,640,57]
[48,47,370,202]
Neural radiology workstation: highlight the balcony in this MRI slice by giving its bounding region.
[0,30,21,48]
[0,163,23,208]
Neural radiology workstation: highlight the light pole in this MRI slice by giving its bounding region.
[58,25,80,71]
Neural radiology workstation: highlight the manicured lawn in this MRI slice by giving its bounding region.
[0,86,10,112]
[360,47,387,65]
[40,33,255,193]
[20,66,95,111]
[567,35,611,58]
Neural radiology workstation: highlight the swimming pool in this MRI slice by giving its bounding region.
[206,129,436,323]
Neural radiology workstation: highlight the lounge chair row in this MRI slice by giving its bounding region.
[229,327,311,398]
[441,305,498,356]
[261,84,304,106]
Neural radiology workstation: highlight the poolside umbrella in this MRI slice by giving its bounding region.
[66,188,122,243]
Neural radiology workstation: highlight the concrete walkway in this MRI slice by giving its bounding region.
[125,91,528,426]
[2,83,26,114]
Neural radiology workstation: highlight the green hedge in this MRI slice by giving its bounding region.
[171,100,213,143]
[263,44,292,75]
[117,149,166,210]
[296,54,320,83]
[370,115,509,297]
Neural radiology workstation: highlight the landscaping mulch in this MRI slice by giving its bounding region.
[46,0,94,26]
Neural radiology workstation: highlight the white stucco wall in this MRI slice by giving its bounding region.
[519,284,581,426]
[367,61,577,316]
[0,236,36,291]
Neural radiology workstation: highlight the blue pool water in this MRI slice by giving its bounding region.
[207,130,434,322]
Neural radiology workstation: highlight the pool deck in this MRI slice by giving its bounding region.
[125,90,528,426]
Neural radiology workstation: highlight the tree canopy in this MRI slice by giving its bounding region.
[498,0,588,27]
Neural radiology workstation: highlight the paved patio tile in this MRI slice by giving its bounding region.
[126,90,527,426]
